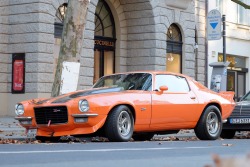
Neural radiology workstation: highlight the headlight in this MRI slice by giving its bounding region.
[15,104,24,116]
[78,99,89,112]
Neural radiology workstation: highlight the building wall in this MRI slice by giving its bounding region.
[208,0,250,93]
[0,0,9,116]
[0,0,61,116]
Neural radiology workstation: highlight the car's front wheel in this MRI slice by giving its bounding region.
[194,105,222,140]
[105,105,134,142]
[220,129,236,139]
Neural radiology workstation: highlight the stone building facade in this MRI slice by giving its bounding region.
[0,0,206,116]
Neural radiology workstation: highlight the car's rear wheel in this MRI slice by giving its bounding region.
[194,105,222,140]
[220,129,236,139]
[105,105,134,142]
[133,133,154,141]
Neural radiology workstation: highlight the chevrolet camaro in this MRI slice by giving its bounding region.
[15,71,235,142]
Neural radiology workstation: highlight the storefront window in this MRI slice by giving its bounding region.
[166,24,182,73]
[218,54,246,68]
[218,54,247,101]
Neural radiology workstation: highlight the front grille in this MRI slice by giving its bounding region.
[230,105,250,117]
[34,106,68,124]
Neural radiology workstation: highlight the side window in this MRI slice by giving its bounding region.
[155,75,190,92]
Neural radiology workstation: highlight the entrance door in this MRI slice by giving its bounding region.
[94,49,114,83]
[150,74,199,130]
[237,72,246,101]
[94,0,116,84]
[227,70,246,101]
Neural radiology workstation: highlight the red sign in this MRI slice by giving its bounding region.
[13,60,24,91]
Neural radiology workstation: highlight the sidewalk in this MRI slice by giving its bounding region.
[0,116,196,141]
[0,116,27,140]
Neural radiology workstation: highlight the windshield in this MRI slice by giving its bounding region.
[240,92,250,101]
[93,73,152,91]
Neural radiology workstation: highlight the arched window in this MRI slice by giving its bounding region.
[166,24,182,73]
[54,3,67,38]
[94,0,116,83]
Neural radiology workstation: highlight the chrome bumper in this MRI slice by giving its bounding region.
[15,117,32,121]
[72,113,98,118]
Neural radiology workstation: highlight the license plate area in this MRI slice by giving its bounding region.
[230,118,250,124]
[27,129,37,138]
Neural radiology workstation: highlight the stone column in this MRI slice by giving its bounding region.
[0,0,9,116]
[195,0,207,85]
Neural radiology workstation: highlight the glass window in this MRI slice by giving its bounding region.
[217,0,250,24]
[54,3,67,38]
[216,0,223,12]
[94,0,116,84]
[95,0,115,38]
[227,0,238,23]
[155,75,190,92]
[238,0,250,25]
[166,24,182,73]
[218,54,246,68]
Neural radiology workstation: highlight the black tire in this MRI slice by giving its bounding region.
[220,129,236,139]
[35,136,60,143]
[133,133,154,141]
[194,105,222,140]
[105,105,134,142]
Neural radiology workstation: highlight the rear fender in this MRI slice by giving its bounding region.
[219,91,235,103]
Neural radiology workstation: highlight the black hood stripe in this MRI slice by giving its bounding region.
[51,87,124,104]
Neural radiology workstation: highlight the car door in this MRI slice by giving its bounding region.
[150,74,199,130]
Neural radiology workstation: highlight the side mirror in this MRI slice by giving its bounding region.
[159,86,168,93]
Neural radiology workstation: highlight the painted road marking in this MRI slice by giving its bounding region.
[0,146,224,154]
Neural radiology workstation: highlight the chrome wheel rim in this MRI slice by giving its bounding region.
[117,110,131,136]
[206,111,219,136]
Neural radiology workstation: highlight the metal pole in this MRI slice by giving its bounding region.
[222,15,226,62]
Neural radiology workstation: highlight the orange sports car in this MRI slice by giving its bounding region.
[15,71,235,142]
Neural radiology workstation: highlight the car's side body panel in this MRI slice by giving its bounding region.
[150,91,200,129]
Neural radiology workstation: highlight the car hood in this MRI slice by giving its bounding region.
[35,87,124,104]
[236,101,250,106]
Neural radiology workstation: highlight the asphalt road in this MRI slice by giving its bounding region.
[0,139,250,167]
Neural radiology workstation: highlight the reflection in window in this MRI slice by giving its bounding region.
[93,73,152,91]
[155,75,190,92]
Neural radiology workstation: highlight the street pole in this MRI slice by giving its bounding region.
[222,15,226,62]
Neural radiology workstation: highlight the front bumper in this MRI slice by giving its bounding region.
[15,113,107,137]
[223,117,250,130]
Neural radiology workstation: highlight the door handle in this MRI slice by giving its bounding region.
[190,97,196,100]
